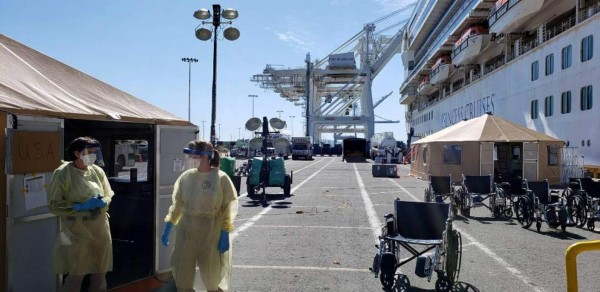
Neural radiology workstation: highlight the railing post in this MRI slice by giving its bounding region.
[565,240,600,292]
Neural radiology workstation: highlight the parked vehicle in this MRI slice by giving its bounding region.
[291,136,313,160]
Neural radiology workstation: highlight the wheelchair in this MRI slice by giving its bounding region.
[496,177,526,218]
[456,175,510,218]
[424,175,458,216]
[564,178,600,230]
[515,179,568,232]
[370,199,462,291]
[562,178,596,229]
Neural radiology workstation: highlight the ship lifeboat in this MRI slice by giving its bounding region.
[417,76,434,94]
[488,0,544,34]
[429,55,452,85]
[452,26,491,66]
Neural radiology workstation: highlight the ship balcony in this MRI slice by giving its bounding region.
[488,0,544,34]
[429,64,452,85]
[452,34,493,66]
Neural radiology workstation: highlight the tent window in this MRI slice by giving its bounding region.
[422,147,428,164]
[547,144,558,166]
[443,144,462,165]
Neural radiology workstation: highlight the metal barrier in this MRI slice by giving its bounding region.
[565,240,600,291]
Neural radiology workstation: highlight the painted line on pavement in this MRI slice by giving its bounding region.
[386,178,547,292]
[233,264,368,272]
[232,159,336,239]
[353,164,381,244]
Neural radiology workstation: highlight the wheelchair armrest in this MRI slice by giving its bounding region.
[500,182,511,188]
[384,213,394,219]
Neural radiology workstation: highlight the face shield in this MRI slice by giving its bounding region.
[81,143,105,167]
[183,147,212,170]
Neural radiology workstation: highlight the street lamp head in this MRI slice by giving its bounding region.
[223,27,240,41]
[195,28,212,41]
[193,9,211,20]
[221,8,239,20]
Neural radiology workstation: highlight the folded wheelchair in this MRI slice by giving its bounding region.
[370,199,462,291]
[424,175,458,216]
[515,179,568,232]
[496,177,526,218]
[456,175,510,218]
[564,178,600,230]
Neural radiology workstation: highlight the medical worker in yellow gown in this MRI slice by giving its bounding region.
[162,140,238,292]
[48,137,114,292]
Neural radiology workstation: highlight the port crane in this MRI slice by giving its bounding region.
[251,3,416,143]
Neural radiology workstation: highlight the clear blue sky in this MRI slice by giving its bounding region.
[0,0,412,143]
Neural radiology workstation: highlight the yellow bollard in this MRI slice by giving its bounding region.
[565,240,600,292]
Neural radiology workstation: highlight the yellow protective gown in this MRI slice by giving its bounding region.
[47,161,114,275]
[164,168,238,291]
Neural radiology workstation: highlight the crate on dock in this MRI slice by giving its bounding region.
[372,164,397,177]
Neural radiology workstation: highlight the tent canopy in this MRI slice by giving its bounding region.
[0,34,190,125]
[413,113,564,144]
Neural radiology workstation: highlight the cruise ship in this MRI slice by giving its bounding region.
[398,0,600,171]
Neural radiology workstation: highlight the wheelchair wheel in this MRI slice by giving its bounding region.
[392,274,410,292]
[380,271,395,290]
[379,252,397,290]
[445,230,462,283]
[515,196,533,229]
[568,194,587,228]
[587,219,595,231]
[435,275,452,292]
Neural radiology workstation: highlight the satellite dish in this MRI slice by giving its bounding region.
[269,117,286,130]
[245,117,262,131]
[249,138,263,150]
[273,137,290,149]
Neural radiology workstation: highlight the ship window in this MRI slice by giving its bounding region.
[562,45,572,69]
[544,96,553,117]
[531,100,539,119]
[548,144,558,166]
[545,54,554,76]
[580,85,593,111]
[443,144,462,165]
[581,35,593,62]
[561,91,572,114]
[531,61,539,81]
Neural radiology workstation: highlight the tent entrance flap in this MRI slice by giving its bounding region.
[523,142,539,181]
[480,142,494,176]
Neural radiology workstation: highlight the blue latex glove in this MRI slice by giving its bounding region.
[162,222,173,247]
[218,230,230,253]
[93,195,108,208]
[73,197,100,211]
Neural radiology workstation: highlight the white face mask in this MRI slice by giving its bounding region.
[81,153,97,166]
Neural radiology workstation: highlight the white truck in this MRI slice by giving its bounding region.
[370,132,398,162]
[291,136,313,160]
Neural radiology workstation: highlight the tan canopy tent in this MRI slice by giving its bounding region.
[0,34,189,125]
[410,113,565,185]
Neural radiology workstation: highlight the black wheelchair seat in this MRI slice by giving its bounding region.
[394,200,450,241]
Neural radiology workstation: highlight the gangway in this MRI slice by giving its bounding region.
[251,3,416,143]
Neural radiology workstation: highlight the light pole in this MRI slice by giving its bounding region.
[194,5,240,146]
[181,57,198,121]
[276,110,283,119]
[237,127,241,140]
[248,94,258,117]
[218,123,221,141]
[201,120,206,140]
[289,115,295,136]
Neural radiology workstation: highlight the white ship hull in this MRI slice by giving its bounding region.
[409,16,600,166]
